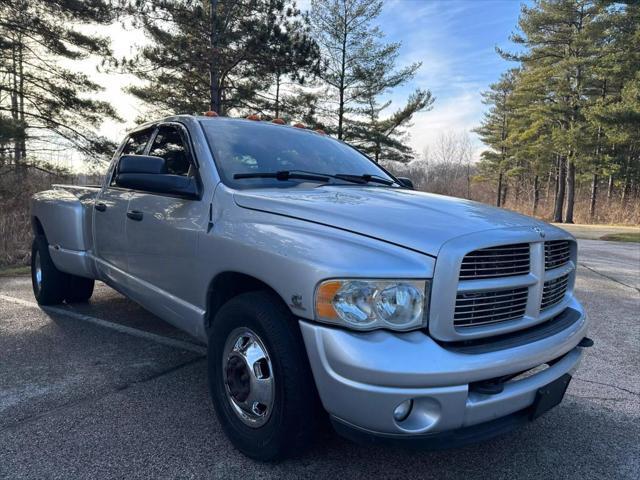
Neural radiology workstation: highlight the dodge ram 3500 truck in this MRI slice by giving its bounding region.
[30,114,591,460]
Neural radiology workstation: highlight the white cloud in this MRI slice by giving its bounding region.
[407,90,485,160]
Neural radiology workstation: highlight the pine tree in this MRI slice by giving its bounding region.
[252,6,321,119]
[0,0,119,168]
[475,70,518,207]
[348,35,433,162]
[122,0,318,118]
[310,0,429,161]
[351,89,434,163]
[310,0,381,139]
[499,0,607,222]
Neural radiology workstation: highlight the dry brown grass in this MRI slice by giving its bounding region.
[385,160,639,226]
[0,169,103,268]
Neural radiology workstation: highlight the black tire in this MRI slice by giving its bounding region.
[31,235,70,305]
[65,275,95,303]
[208,290,321,461]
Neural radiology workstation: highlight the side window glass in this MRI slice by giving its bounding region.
[148,126,192,176]
[121,130,152,156]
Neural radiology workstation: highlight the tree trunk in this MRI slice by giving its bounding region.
[18,36,25,162]
[553,156,566,223]
[565,157,575,224]
[621,175,630,206]
[545,169,553,207]
[607,174,614,201]
[337,23,348,139]
[496,171,503,207]
[274,74,281,118]
[532,175,539,215]
[589,173,598,218]
[11,40,20,167]
[208,0,221,114]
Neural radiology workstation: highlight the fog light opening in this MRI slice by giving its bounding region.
[393,399,413,422]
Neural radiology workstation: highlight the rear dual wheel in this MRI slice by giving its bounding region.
[31,235,94,305]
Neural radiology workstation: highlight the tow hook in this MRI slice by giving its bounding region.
[578,337,594,348]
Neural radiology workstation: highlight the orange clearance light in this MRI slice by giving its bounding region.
[271,118,286,125]
[293,122,306,129]
[203,110,218,117]
[314,128,326,135]
[246,114,261,121]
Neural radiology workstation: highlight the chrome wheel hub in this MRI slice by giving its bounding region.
[222,328,275,428]
[34,251,42,293]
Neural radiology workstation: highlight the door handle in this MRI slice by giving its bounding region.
[126,210,144,221]
[95,202,107,212]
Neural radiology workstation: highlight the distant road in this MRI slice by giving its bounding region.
[552,223,639,240]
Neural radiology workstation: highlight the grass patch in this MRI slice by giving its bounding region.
[0,265,30,277]
[600,232,640,243]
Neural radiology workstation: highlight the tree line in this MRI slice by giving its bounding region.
[0,0,434,171]
[475,0,639,223]
[1,0,637,225]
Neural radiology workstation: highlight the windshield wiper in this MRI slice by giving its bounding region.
[233,170,397,187]
[333,173,396,186]
[234,171,331,182]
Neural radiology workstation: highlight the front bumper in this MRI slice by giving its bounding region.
[300,302,587,440]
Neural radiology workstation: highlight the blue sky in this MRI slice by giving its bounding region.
[371,0,529,158]
[85,0,529,165]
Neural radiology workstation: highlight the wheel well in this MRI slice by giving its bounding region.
[32,217,45,238]
[205,272,288,331]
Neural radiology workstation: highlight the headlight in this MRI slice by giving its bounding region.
[314,279,430,331]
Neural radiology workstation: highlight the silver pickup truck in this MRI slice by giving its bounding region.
[30,114,591,460]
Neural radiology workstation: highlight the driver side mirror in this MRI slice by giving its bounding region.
[115,155,198,198]
[397,177,414,190]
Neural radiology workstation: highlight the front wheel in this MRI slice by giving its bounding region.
[208,291,321,461]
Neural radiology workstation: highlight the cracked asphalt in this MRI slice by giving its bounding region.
[0,239,638,479]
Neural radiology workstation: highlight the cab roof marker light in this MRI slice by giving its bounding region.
[246,114,261,121]
[203,110,218,117]
[293,123,306,129]
[271,118,286,125]
[314,128,326,135]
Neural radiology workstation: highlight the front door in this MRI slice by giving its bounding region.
[124,124,208,314]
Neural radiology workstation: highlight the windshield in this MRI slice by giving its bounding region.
[200,118,396,189]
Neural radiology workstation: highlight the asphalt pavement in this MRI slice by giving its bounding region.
[0,240,638,479]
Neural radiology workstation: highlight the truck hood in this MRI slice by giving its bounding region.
[233,186,554,257]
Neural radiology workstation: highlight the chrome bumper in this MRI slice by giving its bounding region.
[300,302,587,436]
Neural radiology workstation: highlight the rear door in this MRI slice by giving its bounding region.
[94,128,153,282]
[124,123,208,309]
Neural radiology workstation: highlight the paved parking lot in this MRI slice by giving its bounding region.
[1,240,638,479]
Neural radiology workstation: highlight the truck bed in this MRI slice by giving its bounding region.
[31,184,101,279]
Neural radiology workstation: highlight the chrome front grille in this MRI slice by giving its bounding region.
[452,239,575,332]
[545,240,571,270]
[459,243,530,280]
[541,274,570,310]
[454,287,528,327]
